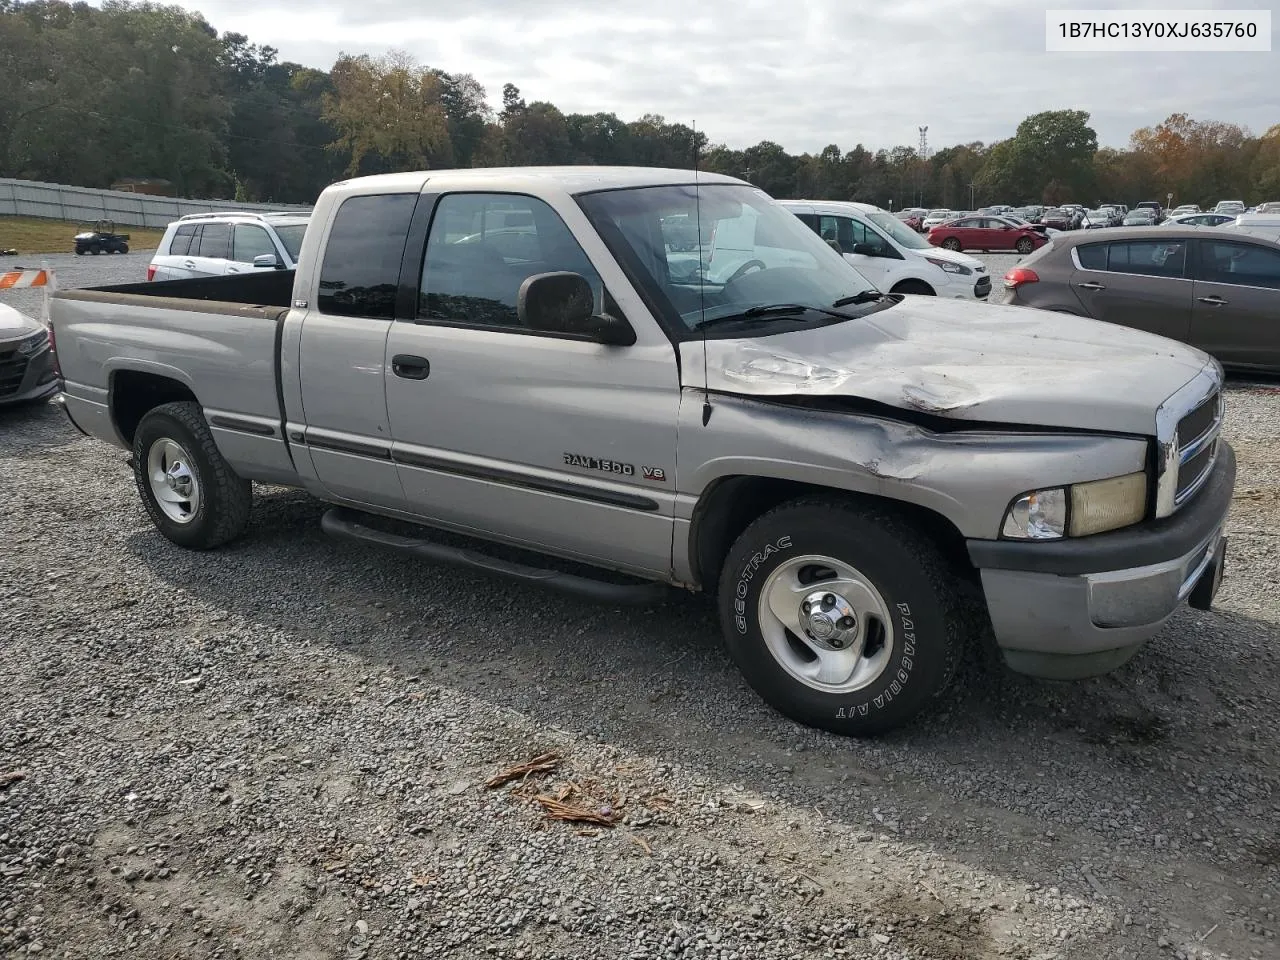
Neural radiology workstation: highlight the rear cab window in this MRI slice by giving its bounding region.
[317,194,418,319]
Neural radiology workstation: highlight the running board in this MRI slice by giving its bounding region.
[320,508,679,605]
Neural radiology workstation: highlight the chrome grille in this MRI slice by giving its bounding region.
[1172,390,1222,508]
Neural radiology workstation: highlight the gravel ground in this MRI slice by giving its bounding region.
[2,255,1278,960]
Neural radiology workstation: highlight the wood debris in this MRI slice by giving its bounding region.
[0,770,26,789]
[483,752,561,789]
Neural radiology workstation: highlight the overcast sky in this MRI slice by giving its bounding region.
[154,0,1278,153]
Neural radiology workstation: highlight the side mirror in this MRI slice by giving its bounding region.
[1001,224,1013,230]
[851,242,878,256]
[253,254,284,270]
[517,272,636,346]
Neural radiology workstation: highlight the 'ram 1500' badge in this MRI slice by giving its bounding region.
[563,453,634,476]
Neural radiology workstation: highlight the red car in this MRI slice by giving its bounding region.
[928,216,1048,255]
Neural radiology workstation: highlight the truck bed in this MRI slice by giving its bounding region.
[51,270,300,485]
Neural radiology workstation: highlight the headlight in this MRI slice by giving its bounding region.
[1001,471,1148,540]
[925,257,971,276]
[17,328,49,355]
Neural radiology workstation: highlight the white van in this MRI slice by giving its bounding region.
[780,200,990,299]
[148,211,310,281]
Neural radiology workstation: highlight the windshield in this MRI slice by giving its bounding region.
[866,211,931,249]
[577,184,880,333]
[927,209,949,218]
[274,223,308,261]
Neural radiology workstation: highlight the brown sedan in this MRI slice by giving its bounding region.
[993,226,1280,372]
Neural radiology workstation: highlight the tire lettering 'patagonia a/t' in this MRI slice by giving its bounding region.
[836,601,917,718]
[734,536,794,633]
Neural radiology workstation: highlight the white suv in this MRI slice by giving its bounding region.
[781,200,990,299]
[148,211,310,282]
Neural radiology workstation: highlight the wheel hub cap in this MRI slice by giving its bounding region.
[800,590,858,650]
[165,460,193,496]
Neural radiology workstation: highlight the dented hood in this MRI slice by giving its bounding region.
[694,297,1214,435]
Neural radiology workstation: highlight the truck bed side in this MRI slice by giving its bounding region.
[52,271,299,485]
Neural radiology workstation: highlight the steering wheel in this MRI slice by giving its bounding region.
[725,260,766,285]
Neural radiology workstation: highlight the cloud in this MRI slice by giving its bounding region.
[155,0,1278,152]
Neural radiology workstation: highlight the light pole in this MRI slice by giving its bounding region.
[969,182,976,210]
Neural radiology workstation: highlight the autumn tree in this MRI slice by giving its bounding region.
[323,50,450,176]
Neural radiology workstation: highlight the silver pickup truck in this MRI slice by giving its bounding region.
[50,167,1235,735]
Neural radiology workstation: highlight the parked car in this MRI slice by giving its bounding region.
[50,165,1233,735]
[1039,208,1071,230]
[1171,204,1202,216]
[0,301,58,405]
[1164,213,1236,228]
[782,200,991,299]
[894,210,925,232]
[1214,200,1247,216]
[1081,209,1113,229]
[1255,201,1280,214]
[920,209,954,230]
[148,211,310,281]
[1135,202,1165,223]
[993,225,1280,372]
[928,215,1049,254]
[1231,214,1280,242]
[1123,209,1158,226]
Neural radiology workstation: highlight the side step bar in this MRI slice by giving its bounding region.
[320,507,680,605]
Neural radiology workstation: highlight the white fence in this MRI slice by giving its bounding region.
[0,178,313,228]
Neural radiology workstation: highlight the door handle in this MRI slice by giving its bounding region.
[1197,296,1229,306]
[226,267,240,274]
[1075,281,1106,290]
[183,260,195,267]
[391,354,431,380]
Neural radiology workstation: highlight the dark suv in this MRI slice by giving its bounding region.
[993,226,1280,372]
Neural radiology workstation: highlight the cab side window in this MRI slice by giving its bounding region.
[317,193,418,319]
[420,193,601,329]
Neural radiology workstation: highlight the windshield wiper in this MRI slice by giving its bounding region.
[832,291,888,307]
[693,303,852,332]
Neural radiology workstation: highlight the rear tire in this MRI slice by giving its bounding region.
[941,237,962,251]
[891,279,935,296]
[132,401,252,550]
[717,498,964,735]
[1015,237,1034,254]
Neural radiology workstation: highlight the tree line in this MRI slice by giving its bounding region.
[3,1,1278,210]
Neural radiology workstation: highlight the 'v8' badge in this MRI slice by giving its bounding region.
[642,466,667,482]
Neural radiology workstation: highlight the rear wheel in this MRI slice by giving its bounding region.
[941,237,962,251]
[1015,237,1035,254]
[132,401,252,550]
[717,498,964,735]
[891,279,935,296]
[117,243,129,254]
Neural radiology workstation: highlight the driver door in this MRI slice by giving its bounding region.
[383,191,682,577]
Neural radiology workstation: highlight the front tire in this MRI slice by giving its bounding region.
[941,237,962,251]
[132,401,252,549]
[1015,237,1035,254]
[717,498,963,735]
[891,279,935,296]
